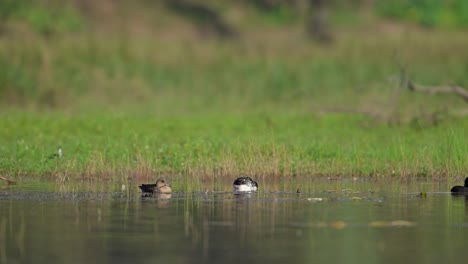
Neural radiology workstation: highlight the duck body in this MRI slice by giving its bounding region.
[233,177,258,192]
[139,179,172,194]
[451,186,468,193]
[450,177,468,194]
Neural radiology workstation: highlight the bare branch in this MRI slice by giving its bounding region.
[0,175,16,185]
[407,81,468,102]
[399,66,468,102]
[315,65,468,125]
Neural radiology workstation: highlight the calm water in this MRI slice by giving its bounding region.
[1,178,468,264]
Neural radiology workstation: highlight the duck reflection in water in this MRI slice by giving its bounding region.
[139,179,172,198]
[450,177,468,194]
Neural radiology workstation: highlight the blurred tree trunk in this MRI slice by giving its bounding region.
[164,0,236,39]
[251,0,296,10]
[306,0,332,43]
[251,0,278,10]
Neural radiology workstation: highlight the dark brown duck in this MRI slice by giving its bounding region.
[139,179,172,194]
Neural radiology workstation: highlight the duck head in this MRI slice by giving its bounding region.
[156,179,172,193]
[233,177,258,192]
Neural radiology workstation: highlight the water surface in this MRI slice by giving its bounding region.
[1,178,467,264]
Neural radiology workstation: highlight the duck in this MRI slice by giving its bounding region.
[450,177,468,193]
[139,179,172,194]
[233,176,258,192]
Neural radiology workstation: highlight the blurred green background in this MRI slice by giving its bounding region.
[1,0,467,117]
[1,0,468,179]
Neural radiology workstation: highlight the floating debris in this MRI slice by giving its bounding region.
[307,197,324,202]
[292,221,348,229]
[329,221,347,229]
[325,188,361,194]
[341,188,360,194]
[369,220,417,227]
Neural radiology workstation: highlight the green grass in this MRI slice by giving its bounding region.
[376,0,468,28]
[1,3,468,183]
[1,112,466,182]
[2,15,468,114]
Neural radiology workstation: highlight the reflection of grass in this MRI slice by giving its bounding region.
[1,112,466,180]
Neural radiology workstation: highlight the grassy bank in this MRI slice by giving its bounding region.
[1,112,466,182]
[2,3,468,183]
